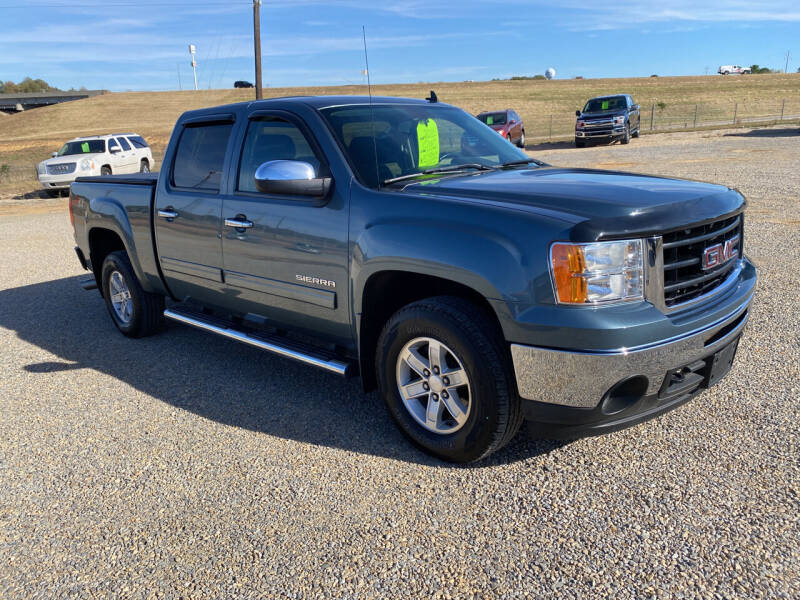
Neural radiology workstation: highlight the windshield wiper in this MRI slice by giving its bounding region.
[382,163,494,185]
[498,158,546,168]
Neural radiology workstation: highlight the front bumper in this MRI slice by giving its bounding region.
[38,173,77,189]
[575,127,626,139]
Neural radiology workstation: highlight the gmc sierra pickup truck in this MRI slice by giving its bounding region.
[69,95,755,462]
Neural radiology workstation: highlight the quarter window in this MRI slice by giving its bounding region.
[172,122,233,191]
[128,135,149,149]
[237,117,322,193]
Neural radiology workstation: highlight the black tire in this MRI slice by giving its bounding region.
[139,159,150,173]
[517,129,526,148]
[632,126,640,138]
[101,250,164,338]
[621,124,631,144]
[376,296,522,463]
[575,138,586,148]
[101,166,112,176]
[46,189,62,198]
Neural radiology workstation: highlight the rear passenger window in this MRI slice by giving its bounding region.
[237,117,322,193]
[172,122,233,191]
[117,137,131,151]
[128,136,149,148]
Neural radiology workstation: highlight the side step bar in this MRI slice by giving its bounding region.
[164,307,354,377]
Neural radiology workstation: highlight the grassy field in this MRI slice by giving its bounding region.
[1,73,798,196]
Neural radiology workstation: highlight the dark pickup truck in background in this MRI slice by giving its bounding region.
[69,95,755,462]
[575,94,641,147]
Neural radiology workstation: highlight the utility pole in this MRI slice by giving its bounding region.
[785,50,790,74]
[189,44,198,91]
[253,0,263,99]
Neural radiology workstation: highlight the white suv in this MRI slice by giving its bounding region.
[718,65,751,75]
[37,133,154,196]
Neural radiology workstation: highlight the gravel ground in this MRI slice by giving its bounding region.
[1,125,798,599]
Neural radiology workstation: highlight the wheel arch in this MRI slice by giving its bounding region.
[357,270,507,392]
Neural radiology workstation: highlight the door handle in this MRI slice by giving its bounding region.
[158,208,179,220]
[225,217,254,229]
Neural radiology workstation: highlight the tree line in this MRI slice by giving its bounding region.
[0,77,88,94]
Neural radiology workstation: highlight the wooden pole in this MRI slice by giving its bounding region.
[253,0,263,100]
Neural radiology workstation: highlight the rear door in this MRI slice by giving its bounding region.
[219,109,351,345]
[107,138,124,171]
[153,115,235,305]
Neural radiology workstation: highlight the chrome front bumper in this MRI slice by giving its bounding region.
[511,293,752,408]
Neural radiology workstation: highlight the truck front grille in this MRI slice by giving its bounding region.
[662,214,743,307]
[47,162,76,175]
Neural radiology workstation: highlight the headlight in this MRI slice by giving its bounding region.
[550,239,643,304]
[37,163,47,175]
[613,116,625,125]
[79,159,95,171]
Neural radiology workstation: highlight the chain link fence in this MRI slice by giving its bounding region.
[526,98,800,143]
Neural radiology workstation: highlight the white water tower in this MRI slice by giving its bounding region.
[545,68,556,80]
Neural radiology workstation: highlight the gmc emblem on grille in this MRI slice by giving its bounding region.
[702,235,739,270]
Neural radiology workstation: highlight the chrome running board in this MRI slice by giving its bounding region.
[164,307,353,377]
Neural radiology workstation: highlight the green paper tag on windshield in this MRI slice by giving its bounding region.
[81,142,90,152]
[601,100,609,110]
[416,118,439,168]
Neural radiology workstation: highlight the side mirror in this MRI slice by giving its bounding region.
[51,152,58,158]
[633,104,640,111]
[575,110,581,117]
[254,160,331,201]
[509,119,516,124]
[110,147,120,154]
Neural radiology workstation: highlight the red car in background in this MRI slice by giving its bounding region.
[476,109,525,148]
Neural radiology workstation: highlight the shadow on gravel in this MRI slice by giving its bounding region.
[1,275,566,466]
[723,127,799,138]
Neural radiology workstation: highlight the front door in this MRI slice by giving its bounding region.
[220,111,351,345]
[153,118,234,305]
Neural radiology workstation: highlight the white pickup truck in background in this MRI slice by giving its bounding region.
[36,133,153,196]
[718,65,751,75]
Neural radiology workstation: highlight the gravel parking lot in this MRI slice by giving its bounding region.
[1,125,798,599]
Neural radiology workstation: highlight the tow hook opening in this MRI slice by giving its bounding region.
[600,376,649,415]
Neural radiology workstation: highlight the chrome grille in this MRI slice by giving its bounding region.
[47,162,76,175]
[662,214,743,307]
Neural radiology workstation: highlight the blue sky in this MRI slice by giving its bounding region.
[1,0,798,91]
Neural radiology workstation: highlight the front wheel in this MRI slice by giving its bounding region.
[621,124,631,144]
[376,296,522,463]
[101,166,112,176]
[575,138,586,148]
[101,251,164,338]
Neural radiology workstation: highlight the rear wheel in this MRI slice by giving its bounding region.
[517,129,526,148]
[101,251,164,338]
[101,166,112,176]
[139,159,150,173]
[376,296,522,463]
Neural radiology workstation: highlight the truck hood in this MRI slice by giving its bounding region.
[41,153,104,165]
[403,167,744,240]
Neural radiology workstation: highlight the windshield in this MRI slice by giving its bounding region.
[57,140,105,156]
[583,96,626,113]
[320,104,530,188]
[477,112,507,125]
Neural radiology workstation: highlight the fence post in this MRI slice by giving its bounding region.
[780,99,785,120]
[733,102,738,125]
[693,104,698,128]
[650,103,655,130]
[549,114,553,140]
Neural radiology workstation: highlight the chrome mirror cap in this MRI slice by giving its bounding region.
[253,160,332,202]
[255,160,316,182]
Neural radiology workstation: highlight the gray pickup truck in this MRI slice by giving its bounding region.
[69,95,756,462]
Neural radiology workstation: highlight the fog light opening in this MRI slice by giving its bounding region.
[600,376,649,415]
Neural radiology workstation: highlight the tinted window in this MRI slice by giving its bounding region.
[117,137,132,151]
[237,117,321,193]
[128,135,149,148]
[172,123,233,191]
[108,138,119,152]
[477,112,507,125]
